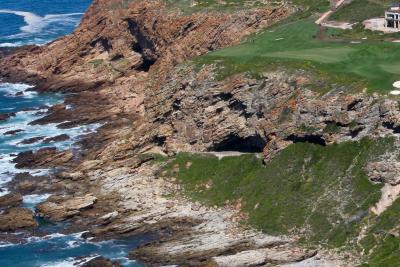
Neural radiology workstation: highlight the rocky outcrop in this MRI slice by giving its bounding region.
[0,207,37,231]
[210,246,317,267]
[0,0,391,265]
[36,194,97,221]
[0,112,15,122]
[82,257,121,267]
[0,193,22,209]
[43,134,70,144]
[12,147,74,169]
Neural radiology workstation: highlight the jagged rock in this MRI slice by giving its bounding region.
[210,247,317,266]
[12,147,73,169]
[3,129,24,136]
[57,171,84,181]
[19,136,45,145]
[0,207,38,231]
[0,193,22,209]
[81,256,121,267]
[43,134,70,144]
[36,194,97,221]
[366,158,400,185]
[0,112,15,122]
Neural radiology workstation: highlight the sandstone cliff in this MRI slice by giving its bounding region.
[1,0,399,266]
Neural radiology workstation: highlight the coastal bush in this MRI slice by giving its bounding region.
[162,138,395,250]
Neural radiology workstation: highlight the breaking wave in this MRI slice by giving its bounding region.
[0,10,83,34]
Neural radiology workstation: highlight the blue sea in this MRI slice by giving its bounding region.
[0,1,146,266]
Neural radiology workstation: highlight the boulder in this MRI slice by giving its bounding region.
[3,129,24,136]
[0,112,15,122]
[82,256,121,267]
[366,159,400,185]
[43,134,70,144]
[0,207,38,231]
[12,147,73,169]
[0,193,22,209]
[19,136,45,145]
[36,194,97,221]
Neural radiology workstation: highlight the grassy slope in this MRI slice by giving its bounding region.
[330,0,391,23]
[195,18,400,93]
[161,138,395,252]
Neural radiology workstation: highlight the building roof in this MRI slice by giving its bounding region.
[387,3,400,13]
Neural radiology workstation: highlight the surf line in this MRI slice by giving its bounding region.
[0,9,83,34]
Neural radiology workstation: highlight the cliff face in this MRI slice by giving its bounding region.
[0,0,292,92]
[0,0,293,134]
[3,0,400,266]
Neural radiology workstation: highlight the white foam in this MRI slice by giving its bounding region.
[0,42,24,47]
[40,256,98,267]
[0,241,14,248]
[0,10,83,34]
[23,193,51,207]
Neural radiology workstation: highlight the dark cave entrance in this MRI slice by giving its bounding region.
[211,134,267,153]
[286,134,326,146]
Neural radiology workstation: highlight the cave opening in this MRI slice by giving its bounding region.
[211,134,267,153]
[286,134,326,146]
[126,19,157,72]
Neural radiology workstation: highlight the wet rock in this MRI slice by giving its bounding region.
[19,136,45,145]
[3,129,24,136]
[0,112,15,122]
[12,147,73,169]
[0,207,38,231]
[43,134,70,144]
[9,172,39,194]
[36,194,97,221]
[0,193,22,209]
[81,256,121,267]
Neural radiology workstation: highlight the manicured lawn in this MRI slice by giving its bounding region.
[196,19,400,93]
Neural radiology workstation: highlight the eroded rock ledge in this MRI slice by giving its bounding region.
[1,0,396,266]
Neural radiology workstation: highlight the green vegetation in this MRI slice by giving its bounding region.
[359,198,400,266]
[330,0,390,23]
[195,19,400,93]
[89,59,104,68]
[162,138,395,248]
[323,122,341,134]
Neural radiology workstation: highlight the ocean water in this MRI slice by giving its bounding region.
[0,1,146,266]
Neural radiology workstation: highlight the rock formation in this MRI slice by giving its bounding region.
[1,0,398,266]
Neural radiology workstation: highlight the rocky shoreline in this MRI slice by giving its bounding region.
[2,0,395,266]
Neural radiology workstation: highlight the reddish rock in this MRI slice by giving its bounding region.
[12,147,74,169]
[36,194,97,221]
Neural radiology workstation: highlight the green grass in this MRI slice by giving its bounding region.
[89,59,104,68]
[162,138,395,248]
[330,0,391,23]
[359,198,400,266]
[195,19,400,93]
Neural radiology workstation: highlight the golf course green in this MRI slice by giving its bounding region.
[198,19,400,93]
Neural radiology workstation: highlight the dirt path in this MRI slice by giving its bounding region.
[197,151,257,160]
[315,0,347,26]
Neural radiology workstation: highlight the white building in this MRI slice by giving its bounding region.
[385,3,400,29]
